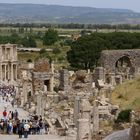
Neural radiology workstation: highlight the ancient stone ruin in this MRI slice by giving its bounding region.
[1,44,140,140]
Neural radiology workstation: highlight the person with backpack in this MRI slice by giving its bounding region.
[24,120,30,138]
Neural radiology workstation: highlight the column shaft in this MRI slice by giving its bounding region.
[11,64,13,81]
[15,65,17,80]
[4,64,7,81]
[0,64,2,81]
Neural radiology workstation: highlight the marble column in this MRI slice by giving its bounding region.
[0,47,2,61]
[50,62,54,92]
[92,102,99,133]
[0,64,2,81]
[23,81,28,105]
[15,65,17,80]
[8,63,10,81]
[74,96,81,127]
[2,65,4,81]
[5,47,6,60]
[50,77,54,92]
[4,64,6,81]
[11,64,13,81]
[36,93,42,115]
[41,95,46,116]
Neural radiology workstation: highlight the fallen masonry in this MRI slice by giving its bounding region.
[1,44,140,139]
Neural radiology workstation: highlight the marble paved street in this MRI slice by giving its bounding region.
[0,134,66,140]
[0,101,29,119]
[104,128,131,140]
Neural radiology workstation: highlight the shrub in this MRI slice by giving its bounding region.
[116,109,132,123]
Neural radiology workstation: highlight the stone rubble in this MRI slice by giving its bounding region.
[1,44,140,140]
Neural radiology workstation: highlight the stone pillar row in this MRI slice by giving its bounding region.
[0,63,17,82]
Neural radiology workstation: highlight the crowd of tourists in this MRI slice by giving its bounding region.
[0,108,49,138]
[0,87,50,138]
[0,89,15,107]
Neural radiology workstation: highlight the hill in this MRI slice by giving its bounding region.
[0,3,140,24]
[112,76,140,110]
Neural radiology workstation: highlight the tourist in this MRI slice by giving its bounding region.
[39,119,43,134]
[7,111,12,120]
[7,121,13,134]
[45,122,49,134]
[28,120,32,134]
[0,119,3,133]
[3,109,7,121]
[3,120,8,134]
[14,109,19,120]
[18,120,24,138]
[11,111,14,120]
[24,120,30,138]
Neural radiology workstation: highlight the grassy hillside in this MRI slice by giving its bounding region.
[112,76,140,110]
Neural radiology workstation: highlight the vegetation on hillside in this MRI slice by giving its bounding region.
[43,28,59,45]
[67,32,140,69]
[112,76,140,110]
[2,26,140,70]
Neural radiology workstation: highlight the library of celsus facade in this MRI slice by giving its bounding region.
[0,43,18,84]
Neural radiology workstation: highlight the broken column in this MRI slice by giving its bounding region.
[81,98,91,119]
[94,67,106,81]
[59,69,70,91]
[74,96,81,126]
[110,73,116,86]
[75,98,91,140]
[77,119,91,140]
[92,102,99,133]
[50,61,54,92]
[41,95,46,116]
[36,92,42,115]
[22,80,28,105]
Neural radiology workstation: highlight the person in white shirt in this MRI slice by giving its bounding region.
[24,120,30,138]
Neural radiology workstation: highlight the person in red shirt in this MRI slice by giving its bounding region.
[3,109,7,121]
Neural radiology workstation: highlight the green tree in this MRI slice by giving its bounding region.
[43,28,58,45]
[67,34,107,69]
[67,32,140,70]
[21,36,37,48]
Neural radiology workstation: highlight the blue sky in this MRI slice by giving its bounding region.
[0,0,139,12]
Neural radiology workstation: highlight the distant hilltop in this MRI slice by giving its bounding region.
[0,3,140,24]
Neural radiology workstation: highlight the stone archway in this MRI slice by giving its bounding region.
[115,56,132,74]
[100,49,140,74]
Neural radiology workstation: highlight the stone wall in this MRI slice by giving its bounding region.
[34,58,50,72]
[100,49,140,74]
[32,78,44,93]
[32,58,54,94]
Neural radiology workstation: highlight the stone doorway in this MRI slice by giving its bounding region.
[115,56,132,73]
[44,80,51,92]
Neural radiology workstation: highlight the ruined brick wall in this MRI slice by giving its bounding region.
[32,78,44,93]
[34,58,50,72]
[99,49,140,73]
[32,58,52,94]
